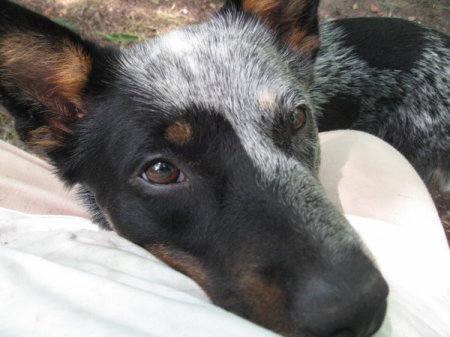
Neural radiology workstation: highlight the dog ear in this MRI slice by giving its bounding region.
[0,0,101,152]
[222,0,320,57]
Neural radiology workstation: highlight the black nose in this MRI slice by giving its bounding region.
[296,264,389,337]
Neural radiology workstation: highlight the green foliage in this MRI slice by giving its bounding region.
[435,5,450,11]
[377,1,411,9]
[53,19,78,32]
[105,33,139,44]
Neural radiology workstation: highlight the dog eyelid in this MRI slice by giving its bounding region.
[141,161,187,185]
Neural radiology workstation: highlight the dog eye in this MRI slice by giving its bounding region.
[289,105,308,132]
[141,161,186,185]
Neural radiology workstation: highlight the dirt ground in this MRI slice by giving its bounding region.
[0,0,449,242]
[7,0,450,44]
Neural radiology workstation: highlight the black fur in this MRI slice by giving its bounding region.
[335,17,428,71]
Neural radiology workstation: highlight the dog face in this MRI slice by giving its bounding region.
[0,0,388,336]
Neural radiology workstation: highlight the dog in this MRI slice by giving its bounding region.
[1,0,449,336]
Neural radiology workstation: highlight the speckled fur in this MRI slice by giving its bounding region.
[313,20,450,190]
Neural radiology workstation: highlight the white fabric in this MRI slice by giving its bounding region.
[0,208,278,337]
[1,207,449,337]
[348,215,450,337]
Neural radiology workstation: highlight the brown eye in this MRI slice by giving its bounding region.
[142,161,186,185]
[289,105,308,132]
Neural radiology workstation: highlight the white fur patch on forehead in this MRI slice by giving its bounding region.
[161,30,194,54]
[259,89,278,110]
[162,31,202,76]
[118,13,301,107]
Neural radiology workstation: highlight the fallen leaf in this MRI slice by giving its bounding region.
[408,16,417,21]
[352,3,359,10]
[370,4,380,12]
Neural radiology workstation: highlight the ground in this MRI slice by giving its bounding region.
[0,0,449,241]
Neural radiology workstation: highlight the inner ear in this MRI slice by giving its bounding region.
[226,0,321,55]
[0,32,92,150]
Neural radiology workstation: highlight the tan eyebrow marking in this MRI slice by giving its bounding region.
[259,90,278,110]
[165,121,193,146]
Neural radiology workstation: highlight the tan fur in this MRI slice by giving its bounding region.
[102,209,119,232]
[165,122,193,146]
[242,0,319,53]
[147,242,289,334]
[28,126,62,151]
[50,44,91,108]
[0,33,91,106]
[231,263,291,334]
[145,244,209,290]
[242,0,279,19]
[287,33,321,53]
[259,90,278,110]
[0,32,91,149]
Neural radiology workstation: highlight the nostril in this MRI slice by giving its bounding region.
[331,329,355,337]
[297,269,388,337]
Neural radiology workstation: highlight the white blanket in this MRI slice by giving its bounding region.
[1,207,449,337]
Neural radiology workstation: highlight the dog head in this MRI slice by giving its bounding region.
[0,0,388,336]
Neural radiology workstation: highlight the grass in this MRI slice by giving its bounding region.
[104,33,140,44]
[435,5,450,11]
[377,1,411,9]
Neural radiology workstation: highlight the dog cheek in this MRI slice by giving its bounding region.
[229,265,293,335]
[101,208,118,232]
[144,243,210,291]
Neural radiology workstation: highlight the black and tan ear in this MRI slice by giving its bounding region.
[0,0,97,152]
[222,0,320,57]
